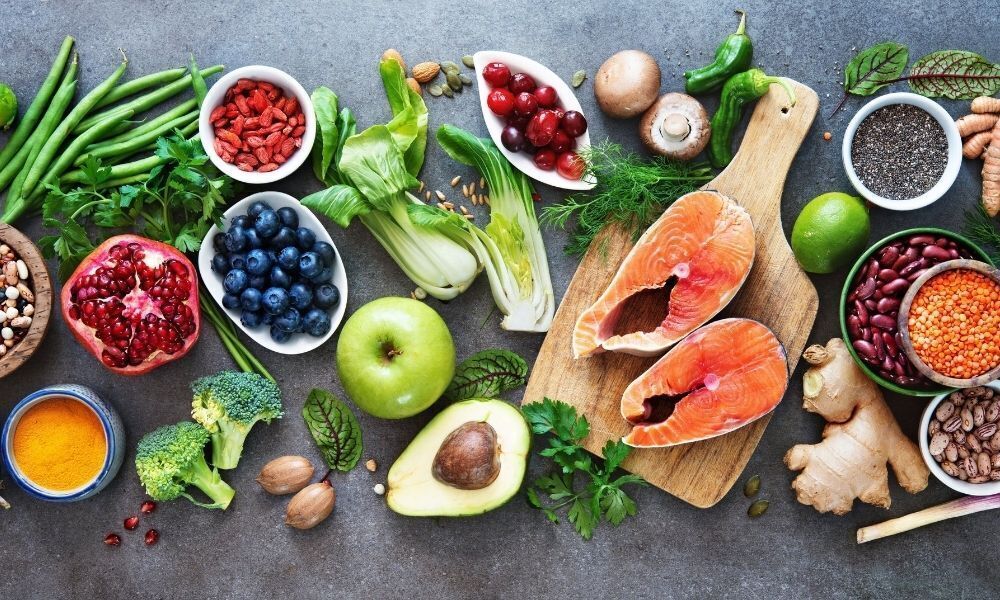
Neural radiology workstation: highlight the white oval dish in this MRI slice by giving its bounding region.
[198,191,347,355]
[841,92,961,211]
[199,65,316,184]
[473,51,595,191]
[919,381,1000,496]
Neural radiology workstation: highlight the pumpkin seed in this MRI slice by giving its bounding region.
[459,74,473,86]
[743,474,760,497]
[447,72,463,91]
[571,70,587,88]
[747,499,769,518]
[428,84,443,97]
[441,85,454,98]
[462,55,475,69]
[442,61,460,73]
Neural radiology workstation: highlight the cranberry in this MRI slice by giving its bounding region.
[509,73,536,95]
[534,85,558,107]
[551,107,565,120]
[514,92,538,117]
[561,111,588,137]
[550,129,577,154]
[124,516,139,531]
[486,88,515,117]
[104,533,121,547]
[144,528,159,546]
[525,110,560,147]
[506,114,530,130]
[140,500,157,514]
[534,149,557,171]
[482,62,511,87]
[556,151,586,180]
[501,125,526,152]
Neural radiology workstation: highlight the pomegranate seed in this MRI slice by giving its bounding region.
[104,533,121,547]
[144,528,159,546]
[140,500,157,514]
[124,515,139,530]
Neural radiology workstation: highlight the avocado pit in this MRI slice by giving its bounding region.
[432,421,501,490]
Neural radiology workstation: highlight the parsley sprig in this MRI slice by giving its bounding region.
[522,398,646,540]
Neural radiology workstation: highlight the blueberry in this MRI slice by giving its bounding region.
[277,246,300,271]
[225,225,248,252]
[231,215,250,230]
[303,308,332,337]
[240,287,262,312]
[269,324,292,343]
[313,283,340,309]
[269,226,296,249]
[255,210,280,239]
[211,253,230,274]
[310,267,334,284]
[262,312,276,326]
[221,293,241,310]
[249,275,267,290]
[277,206,299,229]
[212,232,227,253]
[240,309,262,328]
[288,282,313,311]
[228,253,247,271]
[244,227,263,249]
[312,241,336,266]
[269,265,291,289]
[262,287,290,315]
[275,307,302,333]
[223,269,249,294]
[299,252,322,278]
[245,248,273,276]
[295,227,316,250]
[247,200,273,219]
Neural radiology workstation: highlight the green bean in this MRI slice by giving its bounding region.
[97,172,151,189]
[90,98,197,148]
[76,110,195,166]
[189,55,208,106]
[75,65,222,134]
[59,132,200,185]
[92,67,186,110]
[21,52,129,198]
[0,36,74,172]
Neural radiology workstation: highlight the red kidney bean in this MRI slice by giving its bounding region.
[877,297,900,313]
[921,245,951,261]
[862,327,872,342]
[882,355,895,372]
[948,248,959,259]
[893,360,906,377]
[895,332,904,348]
[877,268,898,282]
[909,234,936,246]
[892,247,919,272]
[881,278,910,295]
[879,246,900,267]
[855,300,870,325]
[899,258,928,278]
[935,237,949,246]
[853,339,877,360]
[883,331,898,357]
[872,331,886,360]
[865,259,880,280]
[847,315,863,339]
[864,298,877,311]
[856,277,877,300]
[906,268,929,282]
[874,289,885,300]
[871,314,897,331]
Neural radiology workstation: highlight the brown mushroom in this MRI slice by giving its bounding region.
[594,50,661,119]
[431,421,501,490]
[639,93,711,160]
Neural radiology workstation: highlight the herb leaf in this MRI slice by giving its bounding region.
[908,50,1000,99]
[964,206,1000,264]
[301,388,363,472]
[843,42,909,96]
[444,349,528,402]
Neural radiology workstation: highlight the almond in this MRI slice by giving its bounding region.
[412,62,441,83]
[382,49,406,72]
[406,77,422,96]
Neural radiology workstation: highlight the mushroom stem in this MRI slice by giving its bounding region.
[661,114,692,142]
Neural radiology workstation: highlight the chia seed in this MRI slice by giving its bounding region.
[850,104,948,201]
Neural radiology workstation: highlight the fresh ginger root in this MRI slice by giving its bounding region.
[971,96,1000,114]
[964,130,992,159]
[983,117,1000,217]
[784,338,928,515]
[956,112,999,138]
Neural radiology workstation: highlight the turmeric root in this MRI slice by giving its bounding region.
[956,112,999,138]
[983,117,1000,217]
[963,130,991,159]
[784,339,928,515]
[971,96,1000,114]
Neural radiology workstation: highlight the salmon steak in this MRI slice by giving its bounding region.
[621,318,788,448]
[572,190,755,358]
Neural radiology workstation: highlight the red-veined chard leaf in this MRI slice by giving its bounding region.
[302,388,363,472]
[908,50,1000,99]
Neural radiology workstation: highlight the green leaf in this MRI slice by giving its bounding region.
[338,125,419,211]
[843,42,909,96]
[311,86,341,184]
[380,59,428,176]
[535,473,575,500]
[444,349,529,402]
[301,388,364,472]
[908,50,1000,99]
[301,184,372,228]
[600,440,631,475]
[600,487,637,526]
[567,498,596,540]
[525,486,542,508]
[521,397,589,441]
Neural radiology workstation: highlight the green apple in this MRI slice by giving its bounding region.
[336,297,455,419]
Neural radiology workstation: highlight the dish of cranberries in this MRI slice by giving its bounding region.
[473,51,595,191]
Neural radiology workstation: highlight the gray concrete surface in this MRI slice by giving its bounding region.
[1,1,997,598]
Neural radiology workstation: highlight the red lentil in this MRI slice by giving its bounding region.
[908,269,1000,379]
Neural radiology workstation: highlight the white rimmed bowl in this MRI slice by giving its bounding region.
[473,51,595,191]
[1,384,124,502]
[199,65,316,184]
[198,191,347,354]
[842,92,961,211]
[920,381,1000,496]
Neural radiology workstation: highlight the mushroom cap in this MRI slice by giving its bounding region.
[594,50,661,119]
[639,92,711,160]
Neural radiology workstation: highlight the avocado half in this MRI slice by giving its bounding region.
[386,399,530,517]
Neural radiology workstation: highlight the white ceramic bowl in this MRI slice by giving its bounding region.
[919,381,1000,496]
[841,92,961,211]
[198,191,347,354]
[199,65,316,184]
[473,51,595,191]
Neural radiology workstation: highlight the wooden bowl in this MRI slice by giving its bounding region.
[898,259,1000,388]
[0,223,52,379]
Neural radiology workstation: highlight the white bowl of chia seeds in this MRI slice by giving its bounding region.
[842,92,961,211]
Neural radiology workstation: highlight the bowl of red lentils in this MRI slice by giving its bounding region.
[199,65,316,184]
[898,259,1000,388]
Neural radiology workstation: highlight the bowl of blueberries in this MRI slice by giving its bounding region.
[198,191,347,354]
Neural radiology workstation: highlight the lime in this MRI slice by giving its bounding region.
[0,83,16,129]
[792,192,870,274]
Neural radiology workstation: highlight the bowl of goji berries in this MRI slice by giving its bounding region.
[200,65,316,184]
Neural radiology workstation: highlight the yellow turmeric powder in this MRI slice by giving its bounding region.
[12,396,107,491]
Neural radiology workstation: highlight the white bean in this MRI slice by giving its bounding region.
[15,260,27,281]
[2,327,14,340]
[5,287,18,300]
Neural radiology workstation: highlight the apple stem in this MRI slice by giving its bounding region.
[388,348,402,358]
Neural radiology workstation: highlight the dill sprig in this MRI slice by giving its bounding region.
[963,205,1000,264]
[541,141,715,257]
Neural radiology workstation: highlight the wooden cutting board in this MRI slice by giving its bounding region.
[523,80,820,508]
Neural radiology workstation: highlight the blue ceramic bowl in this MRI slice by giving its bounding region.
[1,384,125,502]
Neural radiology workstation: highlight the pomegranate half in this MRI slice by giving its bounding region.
[61,235,201,375]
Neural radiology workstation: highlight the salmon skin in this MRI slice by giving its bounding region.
[572,190,755,358]
[621,318,788,448]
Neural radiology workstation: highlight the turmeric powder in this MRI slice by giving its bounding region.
[12,396,107,491]
[956,112,999,138]
[963,130,991,159]
[971,96,1000,114]
[983,117,1000,217]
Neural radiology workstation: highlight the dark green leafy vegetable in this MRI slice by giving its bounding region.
[908,50,1000,99]
[522,398,646,540]
[964,206,1000,264]
[311,86,356,186]
[302,388,363,473]
[833,42,909,117]
[444,349,528,402]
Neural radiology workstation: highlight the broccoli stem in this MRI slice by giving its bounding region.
[209,421,252,471]
[184,454,235,510]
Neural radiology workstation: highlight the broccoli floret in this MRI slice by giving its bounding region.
[191,371,283,470]
[135,421,235,510]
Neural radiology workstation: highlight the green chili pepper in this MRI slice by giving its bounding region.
[684,10,753,95]
[708,68,796,168]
